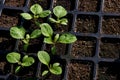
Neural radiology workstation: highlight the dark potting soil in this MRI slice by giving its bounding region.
[0,54,11,75]
[44,44,67,55]
[23,17,48,31]
[78,0,99,12]
[0,9,21,29]
[0,31,16,51]
[0,37,14,51]
[53,0,75,11]
[18,38,43,53]
[102,16,120,35]
[75,15,99,33]
[97,62,120,80]
[29,0,51,10]
[15,63,37,77]
[71,37,96,58]
[67,60,93,80]
[5,0,25,7]
[42,73,62,80]
[103,0,120,13]
[99,38,120,59]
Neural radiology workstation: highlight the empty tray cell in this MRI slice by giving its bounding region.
[71,37,96,58]
[103,0,120,13]
[29,0,51,10]
[53,0,75,11]
[99,38,120,59]
[102,16,120,35]
[67,60,93,80]
[0,54,11,75]
[98,62,120,80]
[0,9,21,28]
[0,31,16,51]
[78,0,99,12]
[5,0,25,7]
[75,15,98,33]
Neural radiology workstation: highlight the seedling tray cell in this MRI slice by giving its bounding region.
[4,0,26,7]
[0,0,120,80]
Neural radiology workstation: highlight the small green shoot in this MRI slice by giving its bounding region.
[39,23,77,54]
[37,51,62,76]
[6,52,35,73]
[21,4,51,20]
[10,26,41,51]
[49,6,68,25]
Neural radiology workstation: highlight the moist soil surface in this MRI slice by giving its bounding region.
[44,44,67,55]
[5,0,25,7]
[53,0,75,11]
[0,54,11,75]
[18,38,43,53]
[104,0,120,13]
[98,62,120,80]
[29,0,50,10]
[67,61,93,80]
[75,15,98,33]
[78,0,99,12]
[0,9,21,29]
[100,38,120,58]
[71,37,96,58]
[102,16,120,35]
[0,31,15,51]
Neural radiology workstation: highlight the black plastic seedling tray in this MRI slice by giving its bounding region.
[0,0,120,80]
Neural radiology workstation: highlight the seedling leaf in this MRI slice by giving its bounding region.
[50,66,62,75]
[49,18,57,23]
[30,4,43,15]
[10,26,25,39]
[6,52,21,63]
[44,37,54,44]
[20,13,33,20]
[30,29,41,39]
[51,46,56,55]
[53,63,60,67]
[54,34,59,42]
[22,56,35,67]
[37,51,50,66]
[15,66,21,73]
[59,18,68,25]
[42,70,49,76]
[39,10,51,18]
[40,23,53,37]
[58,33,77,44]
[53,6,67,18]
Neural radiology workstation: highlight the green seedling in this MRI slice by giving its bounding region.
[10,26,41,51]
[37,51,62,76]
[6,52,35,73]
[21,4,51,21]
[39,23,77,54]
[49,6,68,26]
